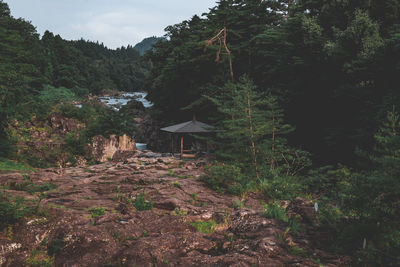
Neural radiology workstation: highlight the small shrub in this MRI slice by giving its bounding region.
[259,175,303,200]
[275,228,290,245]
[289,246,307,257]
[317,204,342,226]
[171,207,188,217]
[0,158,34,172]
[190,221,218,234]
[173,181,181,189]
[26,249,53,267]
[233,199,245,210]
[288,215,302,235]
[9,181,57,194]
[89,206,106,218]
[0,194,36,230]
[65,132,87,156]
[200,164,245,195]
[39,85,77,103]
[264,202,288,222]
[133,193,153,211]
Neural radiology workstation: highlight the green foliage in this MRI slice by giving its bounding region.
[190,221,217,234]
[264,201,288,222]
[171,207,188,217]
[58,103,86,120]
[233,199,244,210]
[0,1,147,159]
[304,108,400,265]
[208,76,310,179]
[9,181,57,194]
[200,163,245,195]
[89,206,106,218]
[133,192,153,211]
[288,215,301,235]
[84,104,136,139]
[65,132,87,156]
[0,158,34,171]
[289,246,307,258]
[26,249,54,267]
[146,0,400,165]
[0,193,38,230]
[38,85,77,103]
[259,175,304,200]
[336,108,400,265]
[172,181,181,189]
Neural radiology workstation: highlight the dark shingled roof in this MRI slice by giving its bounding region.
[161,120,214,133]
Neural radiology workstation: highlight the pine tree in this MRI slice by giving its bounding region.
[209,75,310,178]
[342,107,400,265]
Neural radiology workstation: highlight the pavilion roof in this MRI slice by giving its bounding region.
[160,120,214,133]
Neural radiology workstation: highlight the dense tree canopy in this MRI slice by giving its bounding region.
[146,0,400,165]
[0,0,150,156]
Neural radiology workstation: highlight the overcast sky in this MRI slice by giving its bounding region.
[6,0,218,48]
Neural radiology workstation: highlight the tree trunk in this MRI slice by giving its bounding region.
[271,111,276,169]
[246,90,259,178]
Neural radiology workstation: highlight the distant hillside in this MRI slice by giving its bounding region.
[134,36,165,55]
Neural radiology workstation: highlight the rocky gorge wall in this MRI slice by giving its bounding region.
[90,134,137,162]
[11,113,137,167]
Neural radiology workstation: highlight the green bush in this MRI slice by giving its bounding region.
[259,174,304,200]
[9,181,57,194]
[133,193,153,211]
[18,155,49,169]
[58,103,85,121]
[264,201,288,222]
[71,86,89,98]
[289,246,307,257]
[190,221,217,234]
[89,206,106,218]
[39,85,77,103]
[65,132,87,156]
[200,164,245,195]
[26,249,53,267]
[288,215,301,235]
[0,194,35,230]
[0,158,34,172]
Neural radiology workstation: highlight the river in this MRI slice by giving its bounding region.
[99,92,153,151]
[98,92,153,110]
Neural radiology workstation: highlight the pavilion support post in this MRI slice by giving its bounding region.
[180,136,184,159]
[171,134,174,156]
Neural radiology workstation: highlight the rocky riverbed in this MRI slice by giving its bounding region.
[0,153,349,266]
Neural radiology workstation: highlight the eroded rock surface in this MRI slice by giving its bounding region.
[90,134,136,162]
[0,154,349,266]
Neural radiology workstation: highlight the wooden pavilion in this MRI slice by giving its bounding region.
[161,118,214,159]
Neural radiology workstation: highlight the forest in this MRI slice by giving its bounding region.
[1,0,400,265]
[0,0,152,160]
[145,0,400,265]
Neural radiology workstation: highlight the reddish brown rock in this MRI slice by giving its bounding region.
[0,156,349,267]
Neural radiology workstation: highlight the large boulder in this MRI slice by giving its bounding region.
[89,134,136,162]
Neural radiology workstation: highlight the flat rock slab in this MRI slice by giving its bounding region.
[0,156,349,266]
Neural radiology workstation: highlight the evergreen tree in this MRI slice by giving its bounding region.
[339,107,400,265]
[209,76,310,178]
